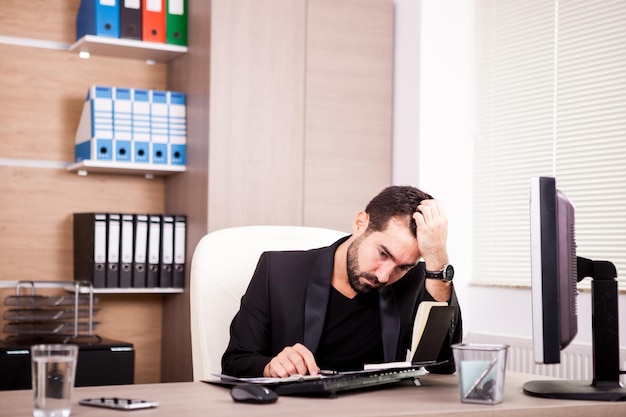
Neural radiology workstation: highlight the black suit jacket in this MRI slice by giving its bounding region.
[221,236,462,377]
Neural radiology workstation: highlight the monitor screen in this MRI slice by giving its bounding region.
[524,176,626,401]
[529,176,578,364]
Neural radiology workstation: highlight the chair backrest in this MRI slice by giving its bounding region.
[189,225,347,381]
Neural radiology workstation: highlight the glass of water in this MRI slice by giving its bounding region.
[31,344,79,417]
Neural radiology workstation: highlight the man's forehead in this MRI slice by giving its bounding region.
[378,215,415,238]
[368,221,419,261]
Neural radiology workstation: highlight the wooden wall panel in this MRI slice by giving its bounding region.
[94,294,164,384]
[206,0,307,229]
[304,0,394,231]
[0,0,80,43]
[0,44,167,161]
[0,168,165,281]
[0,1,168,384]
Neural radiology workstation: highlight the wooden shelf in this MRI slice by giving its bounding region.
[64,285,184,294]
[69,35,187,62]
[67,160,185,178]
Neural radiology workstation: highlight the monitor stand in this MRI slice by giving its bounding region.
[523,259,626,402]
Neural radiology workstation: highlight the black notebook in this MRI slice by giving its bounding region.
[410,304,456,363]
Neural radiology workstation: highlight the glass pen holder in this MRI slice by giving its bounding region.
[452,343,509,405]
[2,280,100,344]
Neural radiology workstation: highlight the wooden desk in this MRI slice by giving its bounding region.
[1,372,624,417]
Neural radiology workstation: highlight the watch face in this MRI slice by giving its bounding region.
[443,264,455,282]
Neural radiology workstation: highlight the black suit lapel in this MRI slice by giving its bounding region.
[303,260,329,351]
[303,237,347,352]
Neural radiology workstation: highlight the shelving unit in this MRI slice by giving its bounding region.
[69,35,187,63]
[67,36,188,180]
[0,280,183,294]
[2,1,184,384]
[67,160,186,178]
[64,285,184,295]
[1,35,188,63]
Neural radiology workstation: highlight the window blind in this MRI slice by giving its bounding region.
[473,0,626,290]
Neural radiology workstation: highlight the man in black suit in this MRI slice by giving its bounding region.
[222,185,462,377]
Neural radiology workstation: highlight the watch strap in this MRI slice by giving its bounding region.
[425,264,454,282]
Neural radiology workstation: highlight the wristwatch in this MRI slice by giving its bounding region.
[425,264,454,282]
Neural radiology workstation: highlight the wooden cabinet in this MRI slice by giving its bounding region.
[162,0,394,382]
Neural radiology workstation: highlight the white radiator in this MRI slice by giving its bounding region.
[464,333,626,384]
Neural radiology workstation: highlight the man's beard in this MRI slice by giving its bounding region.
[346,235,383,294]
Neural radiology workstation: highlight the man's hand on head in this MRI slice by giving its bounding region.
[263,343,319,378]
[413,199,449,270]
[414,199,453,302]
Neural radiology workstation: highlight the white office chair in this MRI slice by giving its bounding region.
[189,225,347,381]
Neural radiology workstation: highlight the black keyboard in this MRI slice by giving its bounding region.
[272,367,425,397]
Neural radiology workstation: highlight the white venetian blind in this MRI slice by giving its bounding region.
[473,0,626,289]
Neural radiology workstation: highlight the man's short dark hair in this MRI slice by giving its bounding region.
[365,186,433,237]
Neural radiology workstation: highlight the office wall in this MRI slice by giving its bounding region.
[393,0,626,349]
[0,0,168,383]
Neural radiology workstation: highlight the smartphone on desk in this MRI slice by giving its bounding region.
[79,397,159,410]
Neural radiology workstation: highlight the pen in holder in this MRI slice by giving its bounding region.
[452,343,509,405]
[463,355,499,401]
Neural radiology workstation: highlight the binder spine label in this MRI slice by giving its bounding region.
[162,218,174,264]
[107,215,121,264]
[174,219,186,263]
[134,217,148,263]
[169,0,184,15]
[146,0,163,12]
[94,216,106,264]
[148,217,160,264]
[121,216,134,264]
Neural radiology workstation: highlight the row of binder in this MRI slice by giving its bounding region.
[74,85,186,166]
[73,213,186,289]
[76,0,187,46]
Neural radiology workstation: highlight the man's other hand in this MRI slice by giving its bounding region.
[263,343,319,378]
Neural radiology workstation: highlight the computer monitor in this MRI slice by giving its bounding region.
[524,176,626,401]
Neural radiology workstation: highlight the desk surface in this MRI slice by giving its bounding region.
[2,372,625,417]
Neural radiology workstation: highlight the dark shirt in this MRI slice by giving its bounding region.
[315,286,384,371]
